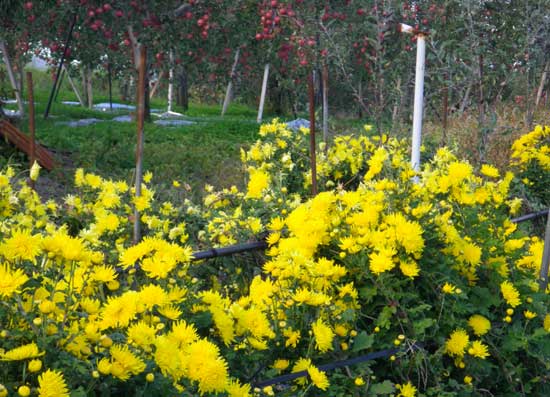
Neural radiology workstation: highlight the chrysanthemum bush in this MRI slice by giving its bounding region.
[510,124,550,211]
[1,121,550,396]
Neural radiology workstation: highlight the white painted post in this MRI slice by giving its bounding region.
[257,63,270,123]
[411,34,426,172]
[160,51,182,118]
[399,23,427,173]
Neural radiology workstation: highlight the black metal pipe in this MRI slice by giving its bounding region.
[44,14,76,119]
[511,209,549,224]
[192,240,267,261]
[252,343,422,388]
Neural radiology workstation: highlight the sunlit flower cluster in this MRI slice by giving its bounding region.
[1,121,550,395]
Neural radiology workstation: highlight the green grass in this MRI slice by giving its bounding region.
[1,69,269,200]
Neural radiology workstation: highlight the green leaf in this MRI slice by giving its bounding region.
[352,331,374,352]
[369,380,395,395]
[359,286,378,303]
[413,318,435,336]
[70,387,88,397]
[376,306,397,329]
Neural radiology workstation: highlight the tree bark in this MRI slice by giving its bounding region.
[86,67,93,109]
[392,76,401,126]
[128,27,150,120]
[167,51,175,113]
[535,61,549,107]
[478,53,484,124]
[0,40,24,116]
[176,67,188,111]
[149,71,163,99]
[442,71,449,144]
[322,63,329,143]
[222,48,240,116]
[459,83,472,113]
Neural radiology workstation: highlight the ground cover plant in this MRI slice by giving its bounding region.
[1,120,549,396]
[0,70,264,202]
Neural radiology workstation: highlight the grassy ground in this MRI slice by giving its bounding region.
[5,69,547,205]
[1,70,271,201]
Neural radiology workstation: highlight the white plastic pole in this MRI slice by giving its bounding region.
[257,63,270,123]
[411,34,426,172]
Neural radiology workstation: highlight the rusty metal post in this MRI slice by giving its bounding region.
[308,72,318,196]
[27,71,36,188]
[133,45,146,245]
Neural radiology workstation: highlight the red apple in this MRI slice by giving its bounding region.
[24,2,33,10]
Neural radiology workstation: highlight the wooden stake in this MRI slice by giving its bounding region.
[133,46,146,245]
[536,61,549,108]
[149,71,164,99]
[539,211,550,292]
[63,65,85,106]
[322,63,329,144]
[27,71,36,188]
[0,40,24,116]
[308,72,318,196]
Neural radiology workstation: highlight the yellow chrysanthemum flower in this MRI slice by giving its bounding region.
[292,358,312,386]
[37,369,69,397]
[396,381,417,397]
[186,339,229,394]
[369,248,396,275]
[108,345,146,381]
[500,281,521,308]
[480,164,499,178]
[0,263,29,298]
[445,329,469,357]
[272,359,290,371]
[442,282,457,294]
[1,229,42,262]
[225,379,251,397]
[468,340,490,359]
[312,318,334,353]
[400,260,420,278]
[1,342,44,361]
[468,315,491,336]
[307,365,329,390]
[246,170,269,199]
